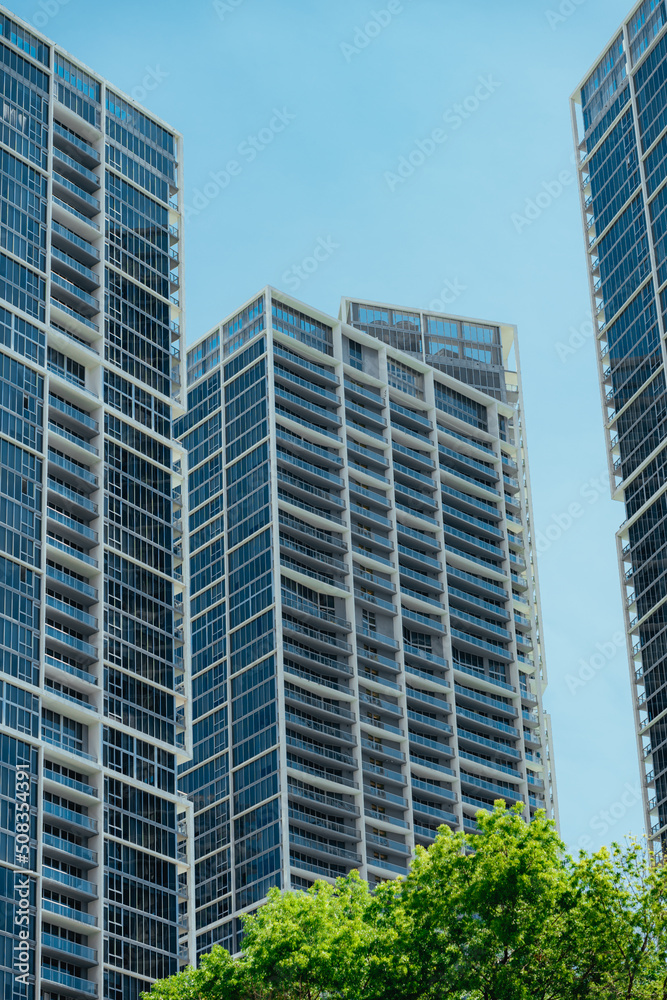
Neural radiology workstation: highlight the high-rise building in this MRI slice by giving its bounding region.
[571,0,667,861]
[0,6,194,999]
[177,286,558,959]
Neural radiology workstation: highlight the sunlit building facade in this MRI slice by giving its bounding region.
[178,287,558,957]
[572,0,667,861]
[0,6,194,999]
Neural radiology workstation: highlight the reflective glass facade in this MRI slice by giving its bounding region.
[179,288,558,957]
[0,6,194,998]
[572,0,667,862]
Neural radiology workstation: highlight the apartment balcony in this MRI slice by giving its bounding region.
[41,933,98,967]
[46,595,98,635]
[281,592,351,632]
[459,749,522,782]
[51,219,100,267]
[398,544,442,574]
[449,585,509,623]
[349,480,392,512]
[53,170,101,216]
[49,422,100,466]
[289,831,362,865]
[402,606,446,635]
[283,661,351,698]
[284,685,356,723]
[460,771,522,804]
[405,685,451,715]
[354,588,397,615]
[363,785,409,809]
[288,807,359,842]
[394,480,438,513]
[361,738,405,765]
[51,246,99,293]
[439,444,498,483]
[456,706,519,740]
[366,857,410,878]
[404,664,449,697]
[43,832,98,869]
[287,781,360,818]
[346,416,387,446]
[410,754,456,782]
[276,426,344,470]
[450,627,512,662]
[45,624,98,665]
[46,565,99,605]
[43,797,98,834]
[407,710,452,737]
[351,524,393,557]
[49,393,99,436]
[396,520,440,553]
[363,761,406,787]
[278,482,346,526]
[277,449,345,493]
[457,726,521,760]
[279,511,348,555]
[48,449,98,492]
[345,399,386,435]
[285,710,356,748]
[455,683,517,719]
[392,440,435,472]
[356,646,399,678]
[355,566,396,595]
[411,799,458,826]
[41,966,98,998]
[408,733,454,764]
[43,865,98,900]
[47,508,98,552]
[398,566,443,599]
[359,669,401,696]
[286,733,358,771]
[344,378,385,409]
[356,625,399,651]
[53,120,100,165]
[274,343,340,387]
[449,606,511,644]
[42,897,98,930]
[286,753,359,791]
[52,196,100,241]
[274,385,341,428]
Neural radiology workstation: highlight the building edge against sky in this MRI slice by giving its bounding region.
[0,4,196,999]
[570,0,667,862]
[178,286,558,958]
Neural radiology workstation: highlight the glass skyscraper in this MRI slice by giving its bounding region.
[0,6,194,998]
[571,0,667,861]
[177,287,558,958]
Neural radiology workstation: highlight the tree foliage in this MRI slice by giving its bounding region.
[144,802,667,1000]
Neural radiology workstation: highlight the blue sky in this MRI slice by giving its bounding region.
[14,0,648,851]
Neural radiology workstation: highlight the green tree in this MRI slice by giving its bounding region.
[144,802,667,1000]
